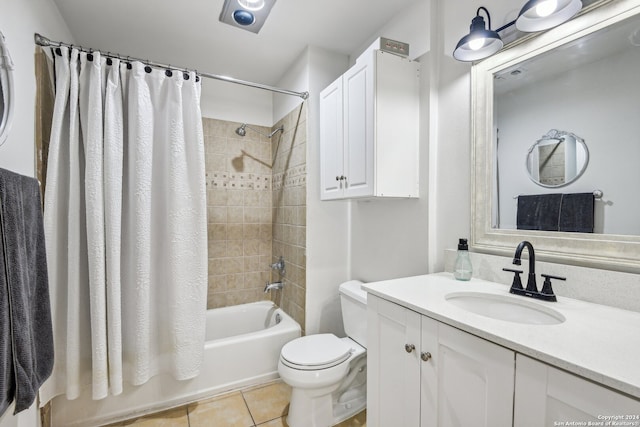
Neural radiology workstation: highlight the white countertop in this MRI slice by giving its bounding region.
[362,272,640,399]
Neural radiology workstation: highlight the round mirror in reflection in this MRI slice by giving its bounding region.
[526,129,588,188]
[0,30,15,148]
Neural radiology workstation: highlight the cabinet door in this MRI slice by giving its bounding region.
[434,324,515,427]
[367,296,421,427]
[515,354,640,426]
[343,54,374,198]
[319,77,344,200]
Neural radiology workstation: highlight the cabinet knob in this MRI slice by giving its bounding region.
[421,351,432,362]
[336,176,340,181]
[404,344,415,353]
[341,175,346,181]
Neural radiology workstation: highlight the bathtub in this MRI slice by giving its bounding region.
[50,301,301,426]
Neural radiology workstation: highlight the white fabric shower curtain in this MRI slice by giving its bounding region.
[40,47,208,403]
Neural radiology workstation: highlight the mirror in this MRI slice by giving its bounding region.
[525,130,588,188]
[0,30,14,148]
[471,0,640,272]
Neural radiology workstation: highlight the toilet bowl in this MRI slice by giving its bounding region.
[278,280,367,427]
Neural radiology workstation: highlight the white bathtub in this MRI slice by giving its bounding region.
[51,301,301,426]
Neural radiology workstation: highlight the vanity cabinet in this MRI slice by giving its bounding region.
[367,295,515,427]
[319,49,419,200]
[514,354,640,426]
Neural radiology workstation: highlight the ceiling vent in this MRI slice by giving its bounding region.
[219,0,277,34]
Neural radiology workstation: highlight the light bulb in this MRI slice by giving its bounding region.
[535,0,558,18]
[469,38,485,51]
[238,0,265,11]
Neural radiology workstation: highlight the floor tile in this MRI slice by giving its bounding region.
[188,391,254,427]
[256,416,289,427]
[120,407,189,427]
[242,381,291,425]
[336,409,366,427]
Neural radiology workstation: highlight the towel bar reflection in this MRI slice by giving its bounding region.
[514,190,603,199]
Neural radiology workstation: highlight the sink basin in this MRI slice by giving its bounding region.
[445,292,566,325]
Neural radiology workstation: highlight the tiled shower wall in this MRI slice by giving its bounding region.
[203,103,306,331]
[203,119,273,309]
[271,104,307,331]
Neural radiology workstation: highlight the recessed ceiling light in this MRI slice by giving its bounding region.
[219,0,277,34]
[238,0,265,11]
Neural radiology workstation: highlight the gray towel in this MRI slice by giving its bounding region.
[516,194,563,231]
[559,192,595,233]
[0,168,54,416]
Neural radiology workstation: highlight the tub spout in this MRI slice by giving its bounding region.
[264,281,283,293]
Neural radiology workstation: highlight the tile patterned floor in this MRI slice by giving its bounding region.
[104,380,366,427]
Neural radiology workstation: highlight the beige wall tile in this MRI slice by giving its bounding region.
[243,239,260,256]
[228,224,244,240]
[204,110,304,312]
[227,273,245,291]
[243,224,260,239]
[208,242,226,259]
[223,240,240,257]
[227,206,244,223]
[226,257,244,274]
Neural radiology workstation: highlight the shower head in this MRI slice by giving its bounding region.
[235,124,247,136]
[235,123,283,138]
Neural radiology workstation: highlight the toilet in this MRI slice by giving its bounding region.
[278,280,367,427]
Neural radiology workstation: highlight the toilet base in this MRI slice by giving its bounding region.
[285,356,367,427]
[286,386,366,427]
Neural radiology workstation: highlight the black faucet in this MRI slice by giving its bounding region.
[502,240,565,302]
[513,241,538,293]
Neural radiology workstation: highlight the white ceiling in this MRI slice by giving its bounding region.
[52,0,419,86]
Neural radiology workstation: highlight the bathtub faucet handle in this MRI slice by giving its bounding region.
[270,256,286,276]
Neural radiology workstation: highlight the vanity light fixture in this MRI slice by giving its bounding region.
[453,7,504,62]
[516,0,583,32]
[219,0,277,33]
[453,0,583,62]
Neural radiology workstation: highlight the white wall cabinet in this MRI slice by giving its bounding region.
[319,50,419,200]
[514,354,640,426]
[367,295,515,427]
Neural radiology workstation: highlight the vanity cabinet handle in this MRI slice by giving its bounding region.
[404,344,415,353]
[421,351,432,362]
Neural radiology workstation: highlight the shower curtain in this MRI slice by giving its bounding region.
[39,47,208,403]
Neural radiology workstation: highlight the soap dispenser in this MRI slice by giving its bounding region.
[454,238,472,281]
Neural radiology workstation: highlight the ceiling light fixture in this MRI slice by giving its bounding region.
[219,0,277,34]
[453,0,583,62]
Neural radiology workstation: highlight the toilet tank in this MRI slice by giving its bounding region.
[339,280,368,347]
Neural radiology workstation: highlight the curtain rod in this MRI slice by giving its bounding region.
[34,33,309,100]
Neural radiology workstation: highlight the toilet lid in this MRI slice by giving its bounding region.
[281,334,353,369]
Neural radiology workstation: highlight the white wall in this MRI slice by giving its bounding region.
[273,48,309,125]
[200,79,273,126]
[426,0,519,273]
[0,2,73,426]
[0,0,74,177]
[278,46,351,336]
[348,0,431,283]
[496,49,640,235]
[352,0,431,63]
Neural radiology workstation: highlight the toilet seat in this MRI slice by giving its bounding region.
[281,334,353,370]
